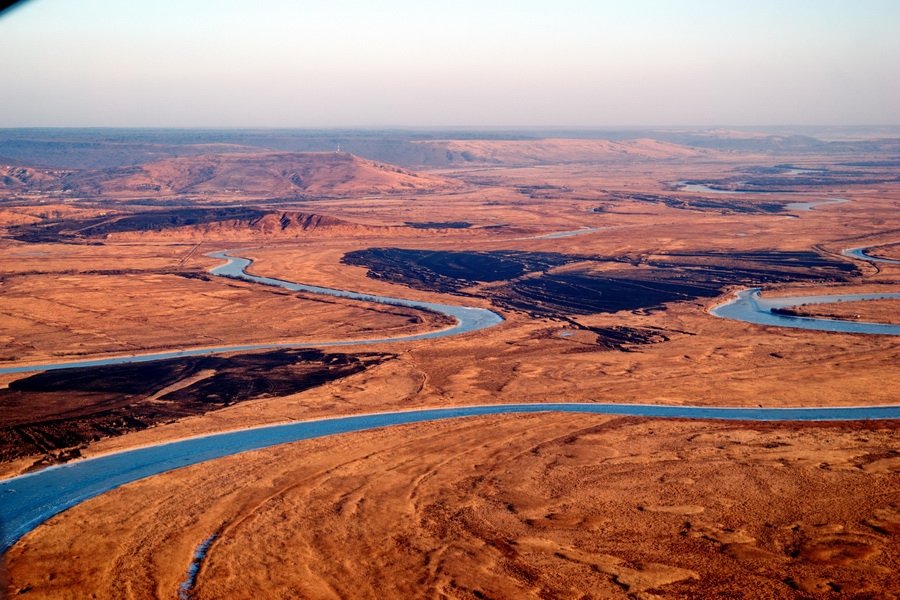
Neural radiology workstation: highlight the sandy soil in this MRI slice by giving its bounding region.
[782,299,900,325]
[2,144,900,597]
[872,247,900,261]
[0,240,196,274]
[0,167,898,474]
[0,269,451,366]
[6,413,898,599]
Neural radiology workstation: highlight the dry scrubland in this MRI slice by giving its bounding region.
[6,414,899,599]
[782,299,900,325]
[0,267,450,365]
[1,136,899,597]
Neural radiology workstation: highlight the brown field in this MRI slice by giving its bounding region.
[779,298,900,325]
[869,244,900,261]
[0,269,451,365]
[1,133,899,598]
[6,414,899,599]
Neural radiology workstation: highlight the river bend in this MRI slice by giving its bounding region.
[0,251,503,375]
[711,288,900,335]
[3,402,900,552]
[2,249,900,552]
[842,245,900,265]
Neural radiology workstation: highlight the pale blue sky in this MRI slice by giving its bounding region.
[1,0,898,127]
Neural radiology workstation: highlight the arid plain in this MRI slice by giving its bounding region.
[0,129,898,599]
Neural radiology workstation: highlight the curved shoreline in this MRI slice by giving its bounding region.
[673,181,849,212]
[711,241,900,334]
[3,244,894,376]
[784,197,849,212]
[0,250,504,375]
[842,243,900,265]
[3,401,900,552]
[3,246,900,554]
[711,288,900,335]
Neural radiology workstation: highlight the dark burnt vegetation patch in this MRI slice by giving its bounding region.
[78,207,268,235]
[514,184,573,199]
[343,248,858,319]
[650,251,858,280]
[557,325,673,352]
[495,270,721,316]
[607,192,785,214]
[404,221,472,229]
[342,248,586,292]
[0,349,389,464]
[681,166,899,193]
[739,175,898,190]
[590,326,671,350]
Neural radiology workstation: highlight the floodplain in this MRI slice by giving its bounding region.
[1,129,898,598]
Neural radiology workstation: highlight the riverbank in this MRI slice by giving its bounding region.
[6,412,898,599]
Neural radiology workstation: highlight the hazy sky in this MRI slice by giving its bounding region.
[1,0,898,127]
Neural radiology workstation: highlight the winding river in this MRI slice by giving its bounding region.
[3,402,900,552]
[712,241,900,333]
[842,244,900,265]
[2,248,900,553]
[784,197,849,212]
[0,251,503,376]
[711,288,900,335]
[674,181,849,212]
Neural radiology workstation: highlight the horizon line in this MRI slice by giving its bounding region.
[2,124,900,131]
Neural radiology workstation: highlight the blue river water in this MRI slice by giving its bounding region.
[3,401,900,552]
[0,251,503,375]
[2,248,900,553]
[842,245,900,265]
[711,288,900,335]
[675,181,848,212]
[784,197,848,212]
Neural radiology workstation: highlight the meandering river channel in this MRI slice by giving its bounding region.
[2,248,899,552]
[842,244,900,265]
[711,288,900,335]
[0,251,503,376]
[3,402,900,552]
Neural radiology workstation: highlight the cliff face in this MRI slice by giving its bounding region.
[99,210,404,241]
[163,211,390,239]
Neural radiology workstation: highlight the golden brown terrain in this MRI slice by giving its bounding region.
[779,299,900,325]
[6,414,899,599]
[869,244,900,261]
[1,136,899,598]
[0,268,450,365]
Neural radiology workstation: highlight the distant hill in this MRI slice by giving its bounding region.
[1,165,68,189]
[412,138,709,165]
[3,129,900,170]
[0,152,459,199]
